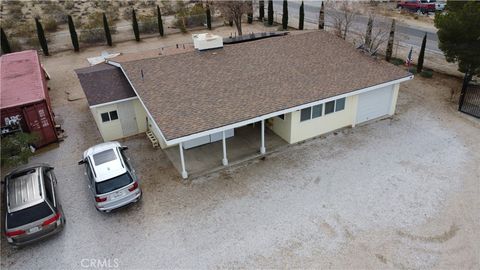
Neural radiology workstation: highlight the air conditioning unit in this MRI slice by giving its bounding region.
[192,33,223,51]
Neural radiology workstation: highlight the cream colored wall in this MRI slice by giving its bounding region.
[91,98,148,142]
[132,99,148,132]
[267,113,293,142]
[290,95,357,143]
[389,83,400,115]
[146,113,168,149]
[91,104,124,141]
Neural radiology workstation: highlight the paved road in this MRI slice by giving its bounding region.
[270,0,441,53]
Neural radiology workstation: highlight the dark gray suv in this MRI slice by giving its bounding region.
[3,164,65,246]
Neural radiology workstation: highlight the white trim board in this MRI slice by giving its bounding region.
[89,96,138,109]
[108,60,413,146]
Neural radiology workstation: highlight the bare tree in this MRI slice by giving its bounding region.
[357,14,389,55]
[331,2,357,40]
[216,1,250,36]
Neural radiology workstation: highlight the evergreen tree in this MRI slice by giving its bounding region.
[132,9,140,42]
[206,3,212,30]
[282,0,288,30]
[365,15,373,49]
[67,15,79,52]
[267,0,273,26]
[35,18,49,56]
[103,13,112,46]
[247,2,253,25]
[434,0,480,107]
[299,1,304,30]
[157,5,164,36]
[259,0,264,20]
[1,28,12,54]
[417,33,427,73]
[318,1,325,30]
[385,19,396,62]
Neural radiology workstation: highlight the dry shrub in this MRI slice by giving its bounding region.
[80,12,116,44]
[138,15,157,34]
[42,16,58,32]
[41,2,67,24]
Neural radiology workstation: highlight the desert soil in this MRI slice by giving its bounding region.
[1,26,479,269]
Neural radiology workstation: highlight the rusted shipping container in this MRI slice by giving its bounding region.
[0,50,58,147]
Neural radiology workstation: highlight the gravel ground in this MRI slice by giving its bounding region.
[1,28,479,269]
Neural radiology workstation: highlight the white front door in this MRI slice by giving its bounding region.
[356,86,394,124]
[117,101,139,137]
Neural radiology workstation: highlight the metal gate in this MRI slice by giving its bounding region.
[459,84,480,118]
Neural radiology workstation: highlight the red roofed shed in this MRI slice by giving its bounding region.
[0,50,57,147]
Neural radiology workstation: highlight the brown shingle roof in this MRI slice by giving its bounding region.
[117,31,411,141]
[75,63,136,106]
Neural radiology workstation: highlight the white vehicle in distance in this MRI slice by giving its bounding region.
[79,142,141,212]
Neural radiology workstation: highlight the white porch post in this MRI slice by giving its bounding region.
[260,120,266,154]
[179,142,188,179]
[222,131,228,166]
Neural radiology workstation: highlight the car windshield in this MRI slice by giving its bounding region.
[95,173,133,194]
[7,201,53,229]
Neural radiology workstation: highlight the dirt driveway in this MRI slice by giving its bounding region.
[1,28,479,269]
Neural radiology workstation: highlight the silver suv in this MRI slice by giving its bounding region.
[79,142,141,212]
[3,164,65,246]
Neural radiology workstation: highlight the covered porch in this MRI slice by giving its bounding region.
[163,121,287,178]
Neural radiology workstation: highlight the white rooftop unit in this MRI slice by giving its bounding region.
[192,33,223,51]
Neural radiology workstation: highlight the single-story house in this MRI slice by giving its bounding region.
[76,31,413,178]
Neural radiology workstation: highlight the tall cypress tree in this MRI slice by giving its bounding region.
[247,0,253,24]
[259,0,264,21]
[67,15,79,52]
[103,13,112,46]
[299,1,304,30]
[417,32,427,73]
[35,18,49,56]
[282,0,288,30]
[267,0,273,26]
[205,3,212,30]
[365,15,373,49]
[157,5,164,36]
[318,1,325,30]
[1,28,12,54]
[132,9,140,41]
[385,19,396,62]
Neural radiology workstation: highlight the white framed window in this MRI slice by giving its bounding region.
[300,107,311,122]
[336,98,346,112]
[300,97,346,122]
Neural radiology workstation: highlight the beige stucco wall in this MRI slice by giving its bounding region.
[389,83,400,115]
[269,95,358,144]
[289,95,357,143]
[91,98,148,142]
[267,113,293,142]
[269,83,402,144]
[91,103,123,141]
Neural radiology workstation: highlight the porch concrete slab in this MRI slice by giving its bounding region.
[164,124,287,177]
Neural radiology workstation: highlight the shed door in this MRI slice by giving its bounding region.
[117,101,138,137]
[356,86,394,124]
[23,103,57,147]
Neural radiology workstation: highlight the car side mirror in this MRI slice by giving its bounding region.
[78,159,85,165]
[121,146,128,151]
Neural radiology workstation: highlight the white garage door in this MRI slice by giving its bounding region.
[356,86,394,124]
